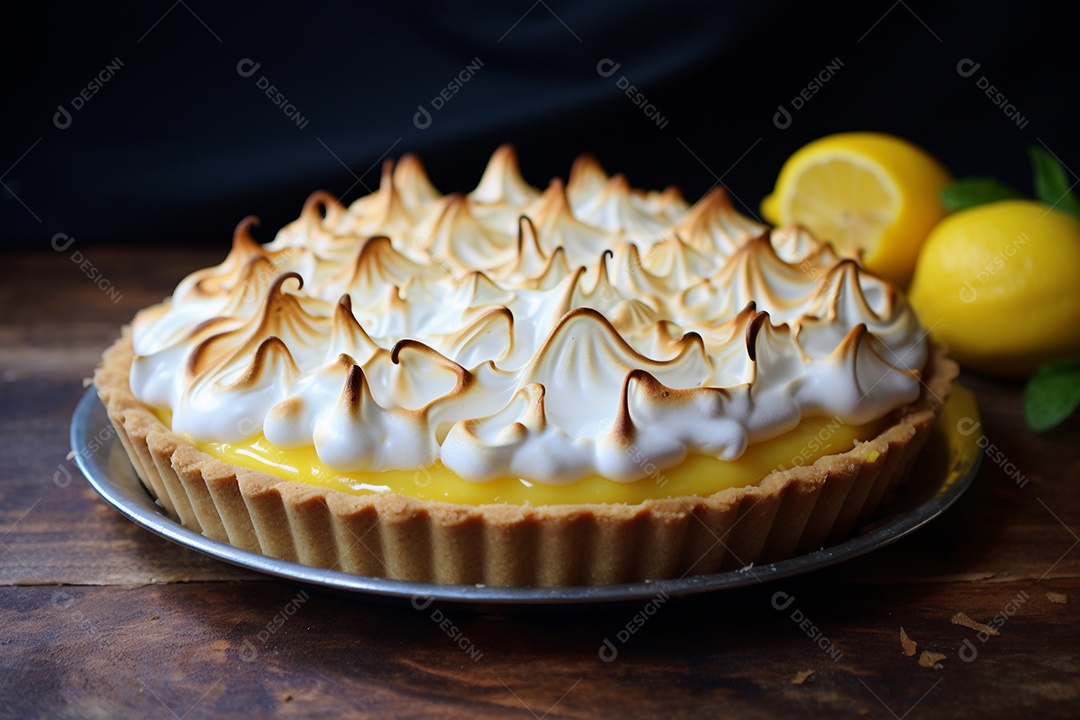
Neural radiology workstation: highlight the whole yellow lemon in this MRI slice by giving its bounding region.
[909,200,1080,376]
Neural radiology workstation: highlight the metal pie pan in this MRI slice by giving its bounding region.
[72,386,981,609]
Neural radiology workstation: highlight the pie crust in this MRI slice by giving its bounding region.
[95,320,956,586]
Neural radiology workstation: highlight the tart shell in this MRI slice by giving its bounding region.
[95,324,957,587]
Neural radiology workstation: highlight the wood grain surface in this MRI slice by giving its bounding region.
[2,247,1078,719]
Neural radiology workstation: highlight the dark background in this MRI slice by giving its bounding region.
[3,1,1076,250]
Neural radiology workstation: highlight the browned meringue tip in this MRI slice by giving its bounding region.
[820,260,889,320]
[676,184,734,221]
[528,178,573,218]
[744,309,770,363]
[512,216,548,273]
[330,298,380,359]
[658,185,686,205]
[229,337,299,390]
[568,152,607,187]
[301,190,343,219]
[339,363,368,416]
[472,144,536,204]
[232,215,262,251]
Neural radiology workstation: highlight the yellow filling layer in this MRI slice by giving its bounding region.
[160,409,885,505]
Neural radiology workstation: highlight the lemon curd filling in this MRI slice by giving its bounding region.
[154,408,885,505]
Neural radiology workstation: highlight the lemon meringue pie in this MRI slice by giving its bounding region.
[95,145,955,586]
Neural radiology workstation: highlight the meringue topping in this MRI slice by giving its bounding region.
[130,145,927,485]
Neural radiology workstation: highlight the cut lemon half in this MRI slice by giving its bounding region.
[761,132,952,286]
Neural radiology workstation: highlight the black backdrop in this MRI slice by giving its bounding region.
[3,1,1076,250]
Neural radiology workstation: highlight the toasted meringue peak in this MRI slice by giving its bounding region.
[329,295,381,364]
[130,146,927,484]
[673,186,766,258]
[525,179,609,264]
[471,144,540,206]
[343,160,411,238]
[503,216,548,279]
[567,153,610,207]
[393,153,441,212]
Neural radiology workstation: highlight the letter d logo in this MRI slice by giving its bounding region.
[959,280,978,304]
[239,639,259,662]
[771,591,796,611]
[596,58,621,78]
[51,233,76,252]
[773,104,792,130]
[956,58,981,78]
[413,105,432,130]
[54,463,73,488]
[54,104,72,130]
[598,638,618,662]
[236,58,261,78]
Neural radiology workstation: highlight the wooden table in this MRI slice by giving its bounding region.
[2,247,1078,719]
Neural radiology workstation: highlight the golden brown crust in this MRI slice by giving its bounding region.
[95,325,956,586]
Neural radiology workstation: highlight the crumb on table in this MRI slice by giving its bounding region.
[918,651,946,669]
[899,627,917,656]
[951,611,998,636]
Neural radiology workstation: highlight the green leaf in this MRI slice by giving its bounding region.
[1028,145,1080,220]
[1024,359,1080,432]
[940,177,1024,212]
